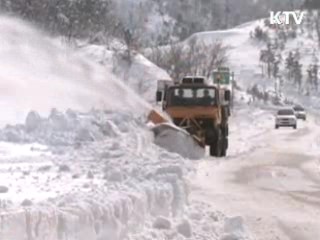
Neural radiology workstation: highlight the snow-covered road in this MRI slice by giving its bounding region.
[193,114,320,240]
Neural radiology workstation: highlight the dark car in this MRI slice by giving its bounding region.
[293,105,307,121]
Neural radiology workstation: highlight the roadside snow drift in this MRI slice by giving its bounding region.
[0,110,251,240]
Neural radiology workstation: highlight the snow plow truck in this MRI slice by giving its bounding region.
[148,68,232,157]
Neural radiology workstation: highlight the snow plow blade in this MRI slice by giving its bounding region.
[148,110,205,159]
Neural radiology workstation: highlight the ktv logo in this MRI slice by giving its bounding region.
[270,11,306,25]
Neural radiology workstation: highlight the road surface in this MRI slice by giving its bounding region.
[192,114,320,240]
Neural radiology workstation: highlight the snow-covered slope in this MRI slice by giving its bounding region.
[183,18,320,109]
[0,17,151,127]
[184,20,264,88]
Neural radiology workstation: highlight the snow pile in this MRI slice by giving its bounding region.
[0,110,187,240]
[0,110,252,240]
[0,16,151,127]
[0,109,143,146]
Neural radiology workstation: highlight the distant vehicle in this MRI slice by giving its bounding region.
[293,105,307,121]
[275,109,297,129]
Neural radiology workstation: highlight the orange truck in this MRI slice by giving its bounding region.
[148,76,231,157]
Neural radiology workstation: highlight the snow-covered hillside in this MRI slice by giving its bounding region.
[183,17,320,108]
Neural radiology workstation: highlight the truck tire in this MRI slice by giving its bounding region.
[210,128,222,157]
[210,141,222,157]
[275,125,279,129]
[293,124,297,129]
[222,125,229,136]
[221,138,228,157]
[209,144,216,157]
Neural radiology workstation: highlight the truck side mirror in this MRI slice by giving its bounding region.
[224,90,231,101]
[156,91,162,102]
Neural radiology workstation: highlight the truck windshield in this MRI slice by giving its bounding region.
[168,87,216,106]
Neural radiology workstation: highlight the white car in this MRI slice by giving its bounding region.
[293,105,307,121]
[275,109,297,129]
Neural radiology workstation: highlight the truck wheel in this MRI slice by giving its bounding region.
[210,141,222,157]
[222,125,229,136]
[221,138,228,157]
[293,124,297,129]
[209,144,216,157]
[275,125,279,129]
[224,138,229,149]
[210,129,222,157]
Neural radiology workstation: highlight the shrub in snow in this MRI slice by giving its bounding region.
[21,199,33,207]
[153,216,172,230]
[25,111,41,132]
[177,219,192,238]
[58,164,71,172]
[0,186,9,193]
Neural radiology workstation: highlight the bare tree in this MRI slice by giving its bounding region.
[147,39,227,81]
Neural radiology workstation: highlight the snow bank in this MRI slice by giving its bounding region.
[0,109,140,146]
[0,110,253,240]
[0,110,190,240]
[0,16,151,127]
